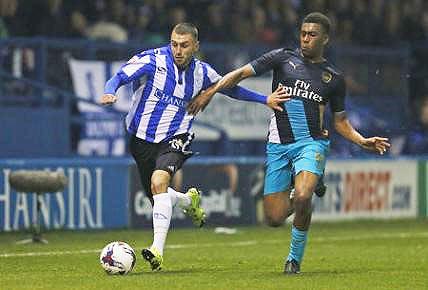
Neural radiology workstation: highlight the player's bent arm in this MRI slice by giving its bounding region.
[334,111,390,154]
[187,65,277,115]
[209,64,256,97]
[101,55,153,105]
[100,74,124,105]
[333,111,365,146]
[104,74,122,95]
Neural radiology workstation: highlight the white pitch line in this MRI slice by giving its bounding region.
[0,249,100,258]
[0,231,427,258]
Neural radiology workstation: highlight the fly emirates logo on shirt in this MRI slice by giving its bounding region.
[281,80,323,103]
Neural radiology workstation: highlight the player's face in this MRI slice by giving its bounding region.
[300,23,328,59]
[170,31,199,68]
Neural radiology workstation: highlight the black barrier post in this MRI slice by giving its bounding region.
[8,170,68,244]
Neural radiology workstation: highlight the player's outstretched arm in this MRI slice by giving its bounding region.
[100,53,154,106]
[187,64,256,115]
[100,74,122,105]
[222,84,290,110]
[334,112,390,155]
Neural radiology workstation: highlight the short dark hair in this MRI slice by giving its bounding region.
[302,12,331,35]
[172,22,199,40]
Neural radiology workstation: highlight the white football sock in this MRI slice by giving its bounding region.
[151,193,172,255]
[168,187,191,208]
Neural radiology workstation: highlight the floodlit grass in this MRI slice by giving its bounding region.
[0,219,427,290]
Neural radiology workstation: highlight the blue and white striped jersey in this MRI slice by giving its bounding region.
[113,45,221,143]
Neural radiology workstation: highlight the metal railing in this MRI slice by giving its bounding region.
[0,37,414,157]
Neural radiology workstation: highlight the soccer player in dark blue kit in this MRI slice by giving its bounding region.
[188,12,390,274]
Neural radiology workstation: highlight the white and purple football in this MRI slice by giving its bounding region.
[100,241,136,275]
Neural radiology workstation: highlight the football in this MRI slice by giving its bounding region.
[99,241,136,275]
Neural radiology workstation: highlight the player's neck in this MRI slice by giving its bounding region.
[175,57,194,70]
[175,62,189,71]
[303,55,325,63]
[300,50,325,63]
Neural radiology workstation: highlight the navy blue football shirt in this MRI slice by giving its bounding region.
[250,48,346,144]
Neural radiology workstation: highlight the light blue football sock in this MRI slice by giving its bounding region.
[287,225,308,263]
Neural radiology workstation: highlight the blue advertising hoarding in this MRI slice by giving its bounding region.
[0,158,131,231]
[129,161,263,228]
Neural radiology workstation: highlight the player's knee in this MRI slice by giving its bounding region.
[264,212,284,227]
[151,180,168,195]
[151,172,170,194]
[293,191,312,216]
[266,219,283,227]
[293,189,312,204]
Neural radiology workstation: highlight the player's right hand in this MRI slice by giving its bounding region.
[100,94,118,105]
[267,84,291,112]
[360,136,390,155]
[187,90,214,115]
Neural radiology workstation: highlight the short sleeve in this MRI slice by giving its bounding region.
[249,49,284,76]
[117,53,155,83]
[201,62,221,90]
[329,75,346,113]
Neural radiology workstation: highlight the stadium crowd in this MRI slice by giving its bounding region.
[1,0,428,156]
[1,0,428,46]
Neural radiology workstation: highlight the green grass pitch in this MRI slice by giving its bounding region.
[0,219,427,290]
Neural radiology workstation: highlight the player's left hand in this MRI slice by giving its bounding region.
[360,137,390,155]
[100,94,118,105]
[187,90,213,115]
[267,84,291,112]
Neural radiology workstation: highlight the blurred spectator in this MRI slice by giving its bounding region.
[402,97,428,154]
[278,0,299,47]
[69,11,88,38]
[167,6,187,29]
[128,4,166,44]
[43,0,70,37]
[400,0,424,42]
[421,10,428,39]
[107,0,127,26]
[351,1,378,45]
[12,0,69,37]
[0,0,16,38]
[381,1,401,45]
[201,3,228,43]
[86,10,128,42]
[304,0,326,12]
[252,5,280,45]
[334,0,352,21]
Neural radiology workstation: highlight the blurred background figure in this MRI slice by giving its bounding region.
[402,97,428,154]
[0,0,17,38]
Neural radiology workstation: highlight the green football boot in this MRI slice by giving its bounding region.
[141,247,163,271]
[183,188,206,227]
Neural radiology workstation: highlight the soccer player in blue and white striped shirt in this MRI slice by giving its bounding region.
[100,22,289,271]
